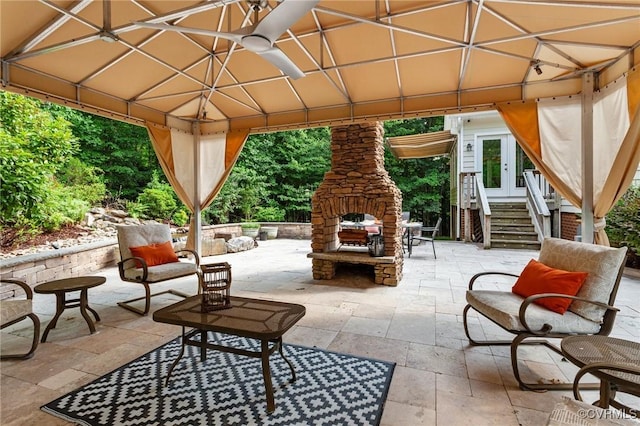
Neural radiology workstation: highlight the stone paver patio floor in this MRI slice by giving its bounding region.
[2,239,639,425]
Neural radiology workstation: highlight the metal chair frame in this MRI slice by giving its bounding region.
[462,263,625,392]
[117,248,200,316]
[1,279,40,360]
[116,224,200,316]
[411,217,442,259]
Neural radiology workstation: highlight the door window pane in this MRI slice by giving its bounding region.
[514,143,534,188]
[483,139,501,188]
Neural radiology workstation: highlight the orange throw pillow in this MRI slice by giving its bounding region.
[129,241,179,268]
[512,259,588,314]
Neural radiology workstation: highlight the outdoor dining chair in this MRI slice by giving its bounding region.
[412,217,442,259]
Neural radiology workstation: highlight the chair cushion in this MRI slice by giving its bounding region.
[512,259,588,314]
[538,238,627,322]
[129,241,179,267]
[122,261,198,283]
[117,224,174,269]
[1,300,32,325]
[466,290,601,334]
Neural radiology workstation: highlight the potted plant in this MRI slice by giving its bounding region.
[261,225,278,240]
[240,222,261,238]
[255,206,285,240]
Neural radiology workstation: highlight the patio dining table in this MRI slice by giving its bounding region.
[402,222,423,257]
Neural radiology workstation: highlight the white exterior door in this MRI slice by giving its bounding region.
[478,135,533,198]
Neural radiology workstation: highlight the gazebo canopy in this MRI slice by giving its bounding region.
[2,0,639,133]
[3,0,639,249]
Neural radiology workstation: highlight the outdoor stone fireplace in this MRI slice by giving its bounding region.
[308,121,403,285]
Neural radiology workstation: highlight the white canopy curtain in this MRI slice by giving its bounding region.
[146,124,249,250]
[497,67,640,246]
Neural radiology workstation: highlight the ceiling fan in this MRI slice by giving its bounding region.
[135,0,319,80]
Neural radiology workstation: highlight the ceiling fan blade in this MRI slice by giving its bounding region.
[134,21,244,44]
[254,0,319,42]
[258,47,305,80]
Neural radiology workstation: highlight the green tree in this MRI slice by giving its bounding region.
[606,185,640,256]
[56,157,106,205]
[208,128,330,224]
[236,167,268,221]
[45,104,160,202]
[204,173,242,224]
[0,92,78,232]
[261,128,330,222]
[384,117,450,233]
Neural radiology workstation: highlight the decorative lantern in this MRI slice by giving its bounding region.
[199,262,232,312]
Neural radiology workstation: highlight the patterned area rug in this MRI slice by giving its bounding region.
[42,333,395,425]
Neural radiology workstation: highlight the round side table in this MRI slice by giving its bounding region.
[561,335,640,415]
[34,276,106,342]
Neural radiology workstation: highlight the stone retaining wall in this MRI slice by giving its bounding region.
[0,223,311,288]
[0,240,119,287]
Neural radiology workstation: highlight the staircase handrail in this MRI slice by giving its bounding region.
[475,173,492,249]
[523,170,551,241]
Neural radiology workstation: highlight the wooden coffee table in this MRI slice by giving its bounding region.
[34,276,105,342]
[153,295,306,413]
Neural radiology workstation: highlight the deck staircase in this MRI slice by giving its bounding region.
[490,202,541,250]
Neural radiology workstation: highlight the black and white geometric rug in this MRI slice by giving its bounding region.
[42,333,395,425]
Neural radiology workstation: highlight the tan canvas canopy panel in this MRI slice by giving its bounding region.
[2,0,640,249]
[2,0,639,133]
[387,131,455,159]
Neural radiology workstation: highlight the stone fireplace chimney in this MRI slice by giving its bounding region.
[309,122,403,285]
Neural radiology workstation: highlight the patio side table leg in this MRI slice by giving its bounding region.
[41,292,66,343]
[85,305,101,322]
[599,379,612,409]
[261,339,276,413]
[78,289,97,334]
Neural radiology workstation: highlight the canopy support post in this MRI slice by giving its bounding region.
[581,72,595,244]
[193,121,202,255]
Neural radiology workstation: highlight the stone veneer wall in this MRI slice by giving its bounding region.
[1,241,119,288]
[310,122,403,285]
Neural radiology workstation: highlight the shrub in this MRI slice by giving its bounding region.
[133,172,181,222]
[136,187,177,221]
[241,222,260,229]
[172,208,190,227]
[125,200,145,219]
[606,185,640,255]
[254,206,285,222]
[30,184,89,231]
[0,92,77,228]
[56,157,106,205]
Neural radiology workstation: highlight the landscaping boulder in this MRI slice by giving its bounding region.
[225,236,256,253]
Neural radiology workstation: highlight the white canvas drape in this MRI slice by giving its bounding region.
[497,68,640,245]
[146,124,250,249]
[169,131,227,208]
